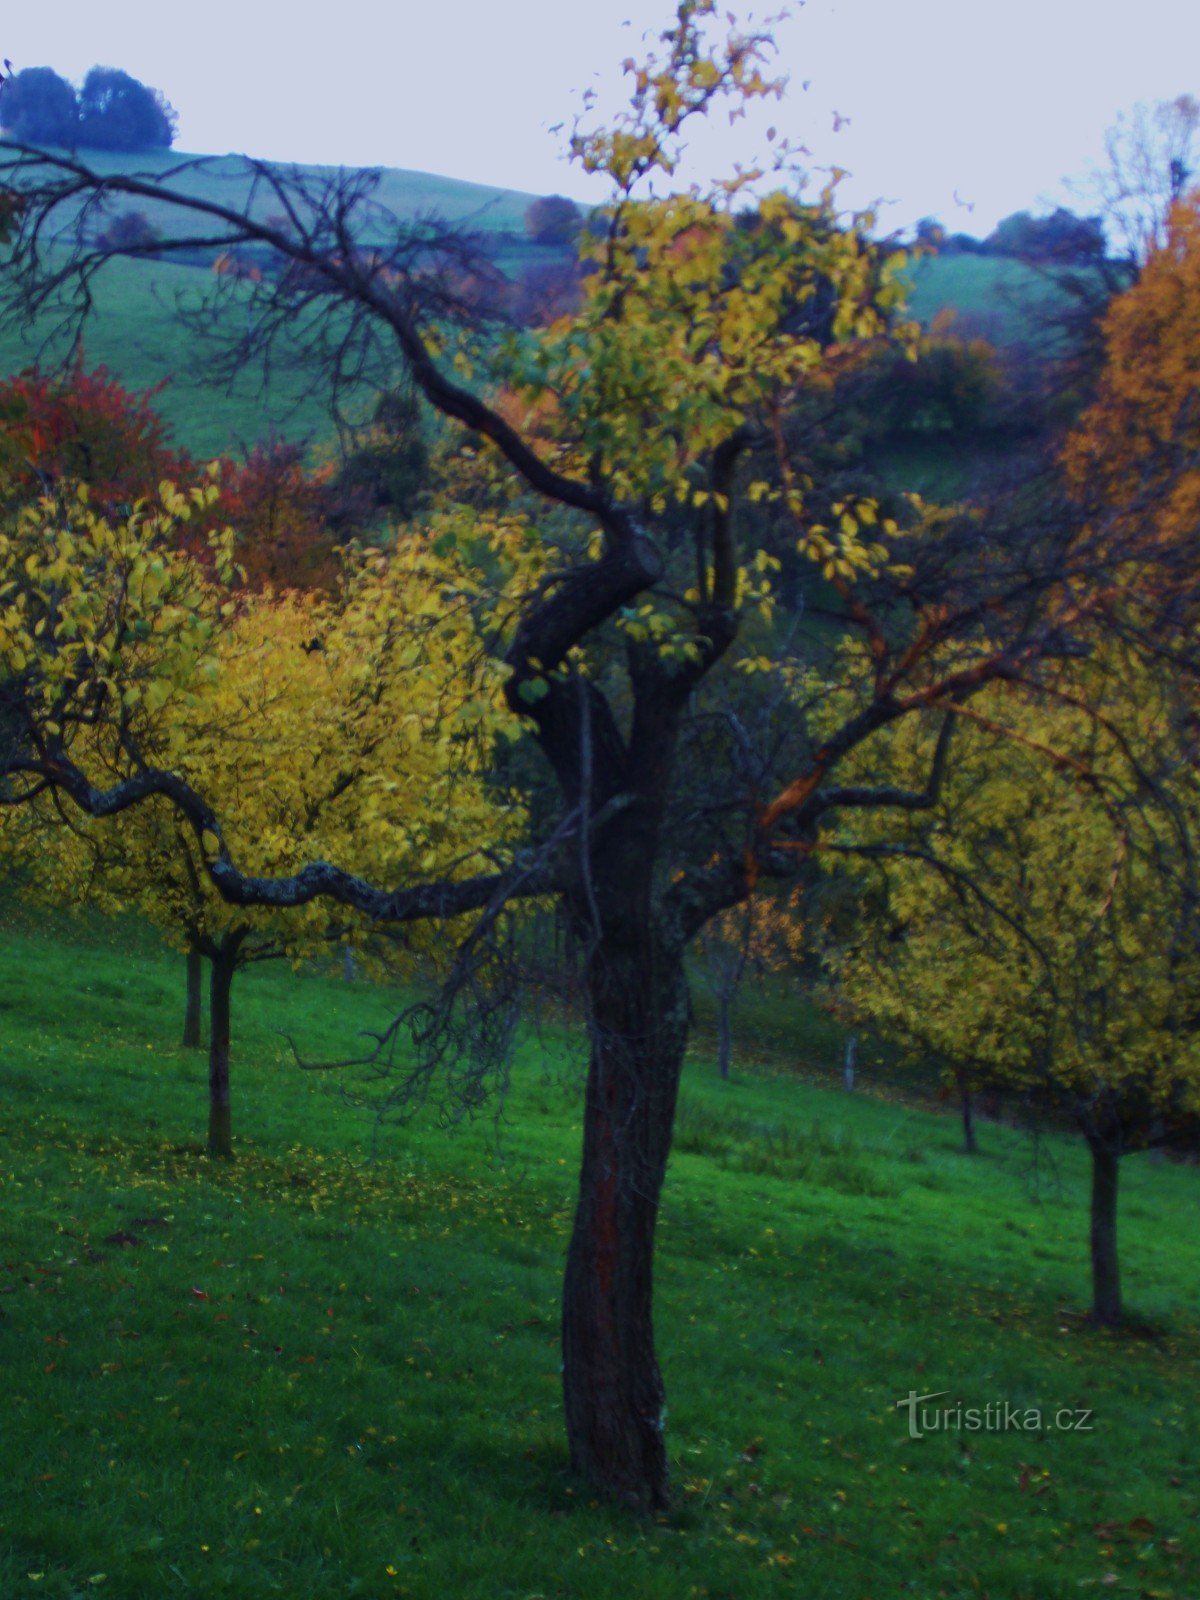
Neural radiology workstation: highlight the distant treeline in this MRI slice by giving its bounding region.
[914,206,1109,265]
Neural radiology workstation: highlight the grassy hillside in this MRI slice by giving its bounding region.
[0,251,341,457]
[1,908,1196,1599]
[0,147,1089,460]
[0,251,1072,462]
[0,149,548,457]
[18,146,540,236]
[903,253,1083,351]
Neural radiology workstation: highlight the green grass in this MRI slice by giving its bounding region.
[0,251,343,457]
[903,254,1086,349]
[19,147,539,238]
[0,148,543,457]
[1,906,1197,1599]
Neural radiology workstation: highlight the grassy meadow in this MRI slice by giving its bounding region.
[0,251,340,457]
[0,149,542,457]
[903,253,1082,351]
[14,147,538,238]
[1,904,1197,1599]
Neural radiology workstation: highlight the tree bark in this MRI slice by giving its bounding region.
[958,1068,978,1154]
[843,1034,857,1092]
[561,917,690,1511]
[207,944,238,1159]
[182,947,203,1050]
[716,990,733,1080]
[1087,1138,1122,1326]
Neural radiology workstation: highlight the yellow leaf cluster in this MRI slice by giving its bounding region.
[2,510,521,971]
[826,667,1200,1117]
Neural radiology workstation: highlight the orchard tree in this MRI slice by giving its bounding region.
[214,440,348,592]
[0,3,1189,1507]
[0,490,516,1155]
[0,355,192,510]
[1086,94,1200,266]
[94,207,162,256]
[0,361,381,588]
[525,193,583,247]
[1063,192,1200,563]
[982,207,1106,264]
[335,387,430,523]
[696,891,804,1079]
[825,667,1200,1326]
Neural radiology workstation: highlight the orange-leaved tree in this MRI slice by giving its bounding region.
[0,353,192,511]
[1062,191,1200,584]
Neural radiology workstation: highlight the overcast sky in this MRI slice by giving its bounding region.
[4,0,1197,235]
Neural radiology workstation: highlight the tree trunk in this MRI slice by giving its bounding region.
[958,1068,978,1154]
[843,1034,857,1092]
[1088,1138,1121,1326]
[561,919,689,1511]
[207,947,237,1159]
[182,947,203,1050]
[716,990,733,1080]
[1148,1115,1165,1165]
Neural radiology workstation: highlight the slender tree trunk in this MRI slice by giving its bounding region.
[716,989,733,1080]
[207,947,237,1159]
[561,918,690,1511]
[1087,1138,1121,1326]
[958,1068,978,1154]
[843,1034,857,1092]
[182,947,203,1050]
[1148,1115,1165,1165]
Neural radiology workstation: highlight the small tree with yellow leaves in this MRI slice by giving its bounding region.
[826,668,1200,1327]
[2,497,516,1156]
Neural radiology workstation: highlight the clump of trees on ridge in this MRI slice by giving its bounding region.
[0,63,176,151]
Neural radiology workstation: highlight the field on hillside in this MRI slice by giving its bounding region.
[0,251,341,457]
[16,148,539,237]
[0,252,1066,462]
[1,908,1197,1600]
[0,150,546,456]
[0,144,1084,461]
[903,254,1083,350]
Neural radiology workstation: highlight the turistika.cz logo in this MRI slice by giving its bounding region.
[896,1390,1094,1440]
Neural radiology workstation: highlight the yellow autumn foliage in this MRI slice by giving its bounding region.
[826,666,1200,1122]
[1,493,521,968]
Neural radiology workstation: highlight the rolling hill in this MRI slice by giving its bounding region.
[0,147,1085,459]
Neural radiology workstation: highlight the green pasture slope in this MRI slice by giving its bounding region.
[903,253,1082,351]
[11,146,537,239]
[0,143,1084,461]
[0,148,542,457]
[0,250,1066,462]
[0,250,340,458]
[0,906,1197,1599]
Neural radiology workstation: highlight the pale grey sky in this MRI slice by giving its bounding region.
[4,0,1196,235]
